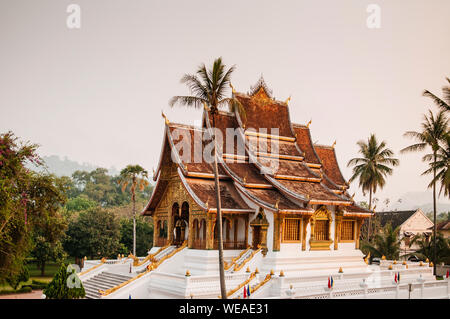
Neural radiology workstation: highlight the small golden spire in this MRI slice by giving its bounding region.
[425,258,429,263]
[274,199,280,210]
[393,260,397,264]
[429,262,434,268]
[381,255,386,260]
[338,267,343,273]
[185,270,191,277]
[279,270,285,277]
[388,265,393,270]
[255,267,259,274]
[285,95,291,105]
[161,111,170,125]
[229,82,236,94]
[419,261,424,267]
[270,269,274,276]
[306,119,312,128]
[246,266,251,273]
[332,140,336,148]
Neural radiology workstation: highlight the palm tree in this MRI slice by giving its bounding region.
[408,233,450,265]
[401,109,449,275]
[118,165,149,256]
[169,57,245,299]
[347,134,399,241]
[422,133,450,197]
[423,78,450,112]
[362,223,402,260]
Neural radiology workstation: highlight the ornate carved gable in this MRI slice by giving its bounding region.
[248,75,274,101]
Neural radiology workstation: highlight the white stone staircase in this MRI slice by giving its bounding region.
[83,272,133,299]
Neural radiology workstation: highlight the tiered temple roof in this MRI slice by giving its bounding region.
[143,77,370,217]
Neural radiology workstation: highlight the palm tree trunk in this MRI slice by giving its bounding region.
[132,185,136,257]
[368,187,373,242]
[212,113,227,299]
[433,152,437,276]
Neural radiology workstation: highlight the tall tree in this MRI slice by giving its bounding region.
[422,133,450,197]
[0,131,41,283]
[347,134,399,241]
[422,77,450,112]
[169,57,245,299]
[63,207,122,260]
[117,165,149,256]
[401,109,449,275]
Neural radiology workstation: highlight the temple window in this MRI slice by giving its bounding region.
[283,218,301,242]
[340,220,355,241]
[314,220,329,241]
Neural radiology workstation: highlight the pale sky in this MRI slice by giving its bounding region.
[1,0,450,207]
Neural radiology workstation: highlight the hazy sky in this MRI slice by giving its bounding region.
[1,0,450,207]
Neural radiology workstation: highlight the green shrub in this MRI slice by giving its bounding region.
[43,264,85,299]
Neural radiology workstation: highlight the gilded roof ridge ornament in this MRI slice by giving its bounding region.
[229,82,236,94]
[285,95,291,105]
[161,111,170,125]
[274,199,280,210]
[332,140,336,148]
[248,74,273,99]
[306,119,312,128]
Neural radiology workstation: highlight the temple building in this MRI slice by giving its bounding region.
[77,77,447,299]
[141,77,372,275]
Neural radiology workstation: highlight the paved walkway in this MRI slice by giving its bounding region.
[0,290,43,299]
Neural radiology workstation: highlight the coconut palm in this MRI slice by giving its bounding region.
[118,165,149,256]
[169,57,245,299]
[347,134,399,240]
[423,78,450,112]
[408,233,450,265]
[422,133,450,197]
[401,110,449,274]
[362,223,402,260]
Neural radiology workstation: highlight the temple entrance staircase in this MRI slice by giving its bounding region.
[225,246,262,273]
[83,272,133,299]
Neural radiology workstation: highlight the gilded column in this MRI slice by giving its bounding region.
[153,216,158,247]
[188,216,194,248]
[205,213,215,250]
[273,214,281,251]
[334,214,342,250]
[355,219,363,249]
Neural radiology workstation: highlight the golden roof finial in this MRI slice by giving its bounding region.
[338,267,343,273]
[246,266,251,273]
[161,111,170,125]
[351,193,355,199]
[243,172,248,184]
[332,140,336,148]
[279,270,285,277]
[229,82,236,94]
[285,95,291,105]
[185,270,191,277]
[306,119,312,128]
[274,199,280,210]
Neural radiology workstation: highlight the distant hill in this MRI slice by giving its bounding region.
[30,155,119,177]
[379,191,450,214]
